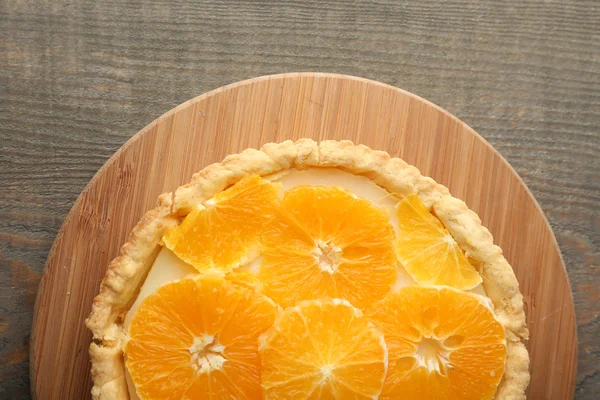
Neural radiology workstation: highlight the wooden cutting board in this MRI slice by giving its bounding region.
[30,73,577,399]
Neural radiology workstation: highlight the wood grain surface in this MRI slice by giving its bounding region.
[0,0,598,399]
[29,72,578,399]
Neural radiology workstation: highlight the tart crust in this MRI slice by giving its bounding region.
[86,139,530,399]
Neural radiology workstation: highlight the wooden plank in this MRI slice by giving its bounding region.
[29,73,577,399]
[0,1,598,398]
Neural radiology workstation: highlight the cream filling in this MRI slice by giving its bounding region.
[123,167,490,398]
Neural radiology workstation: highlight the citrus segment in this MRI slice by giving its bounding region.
[163,176,279,272]
[226,268,264,291]
[367,286,506,400]
[260,299,388,399]
[395,194,481,290]
[125,275,278,400]
[259,185,397,308]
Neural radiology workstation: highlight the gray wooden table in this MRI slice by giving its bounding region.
[1,0,598,398]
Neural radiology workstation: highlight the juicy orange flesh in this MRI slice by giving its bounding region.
[258,185,398,308]
[131,176,507,399]
[395,194,481,290]
[260,299,387,399]
[126,275,277,400]
[367,286,506,400]
[163,176,279,272]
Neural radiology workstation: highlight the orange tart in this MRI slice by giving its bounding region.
[87,140,529,399]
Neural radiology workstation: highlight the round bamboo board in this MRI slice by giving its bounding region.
[31,73,577,399]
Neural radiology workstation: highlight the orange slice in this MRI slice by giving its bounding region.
[125,275,278,399]
[258,185,397,308]
[395,194,481,290]
[260,298,388,399]
[367,286,506,400]
[226,268,263,291]
[163,176,279,272]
